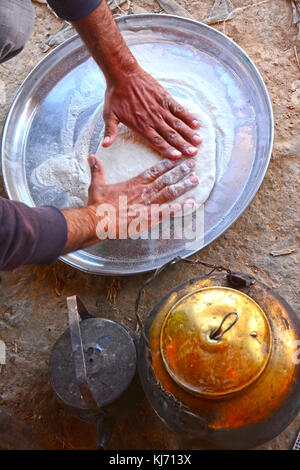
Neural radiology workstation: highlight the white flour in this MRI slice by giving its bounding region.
[95,97,216,213]
[34,153,90,207]
[32,81,234,210]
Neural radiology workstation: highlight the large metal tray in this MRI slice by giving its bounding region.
[1,14,273,275]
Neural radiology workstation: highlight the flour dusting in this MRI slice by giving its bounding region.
[32,79,234,210]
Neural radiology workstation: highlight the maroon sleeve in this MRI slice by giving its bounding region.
[47,0,102,22]
[0,198,68,271]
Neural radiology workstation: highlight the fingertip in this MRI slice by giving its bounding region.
[88,154,104,172]
[191,119,201,129]
[102,120,119,147]
[166,148,182,159]
[102,136,112,147]
[183,146,198,157]
[190,174,199,184]
[88,154,98,169]
[192,134,202,145]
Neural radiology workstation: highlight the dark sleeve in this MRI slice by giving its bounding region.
[0,198,68,271]
[47,0,103,22]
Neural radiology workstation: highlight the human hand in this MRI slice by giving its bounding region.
[62,154,198,253]
[102,67,202,160]
[87,154,198,239]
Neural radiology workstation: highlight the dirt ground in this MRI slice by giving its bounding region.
[0,0,299,450]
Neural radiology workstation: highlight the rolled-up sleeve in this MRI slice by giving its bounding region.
[47,0,103,22]
[0,198,67,271]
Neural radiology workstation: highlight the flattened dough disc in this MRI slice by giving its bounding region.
[96,97,216,210]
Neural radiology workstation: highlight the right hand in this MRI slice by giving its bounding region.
[102,67,202,159]
[87,154,199,239]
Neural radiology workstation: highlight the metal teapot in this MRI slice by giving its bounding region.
[137,259,300,449]
[49,296,141,449]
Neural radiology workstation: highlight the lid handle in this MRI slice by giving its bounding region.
[135,256,231,334]
[209,311,239,341]
[67,295,99,409]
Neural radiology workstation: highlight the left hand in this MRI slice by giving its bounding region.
[102,66,202,160]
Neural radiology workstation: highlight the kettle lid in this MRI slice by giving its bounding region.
[160,287,272,398]
[50,318,137,410]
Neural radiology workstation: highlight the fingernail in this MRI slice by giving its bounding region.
[187,159,196,168]
[103,136,110,145]
[170,149,182,158]
[192,120,200,128]
[190,175,199,184]
[192,134,202,145]
[186,146,198,155]
[91,158,98,169]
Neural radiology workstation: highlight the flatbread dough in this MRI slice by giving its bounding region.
[96,97,216,211]
[33,97,216,212]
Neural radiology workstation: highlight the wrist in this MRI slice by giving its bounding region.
[72,0,139,86]
[61,205,99,254]
[104,54,140,86]
[84,204,99,238]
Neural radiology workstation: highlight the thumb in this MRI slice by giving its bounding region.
[102,113,119,147]
[88,155,106,185]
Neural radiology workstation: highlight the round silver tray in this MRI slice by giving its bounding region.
[1,14,273,275]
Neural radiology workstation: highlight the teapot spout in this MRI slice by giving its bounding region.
[97,414,115,450]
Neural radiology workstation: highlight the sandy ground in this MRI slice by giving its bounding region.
[0,0,299,450]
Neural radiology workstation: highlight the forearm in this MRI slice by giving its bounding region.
[72,1,138,83]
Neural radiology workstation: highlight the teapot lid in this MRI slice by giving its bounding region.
[50,317,137,410]
[160,287,272,398]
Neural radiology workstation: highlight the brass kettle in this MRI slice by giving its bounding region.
[137,269,300,449]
